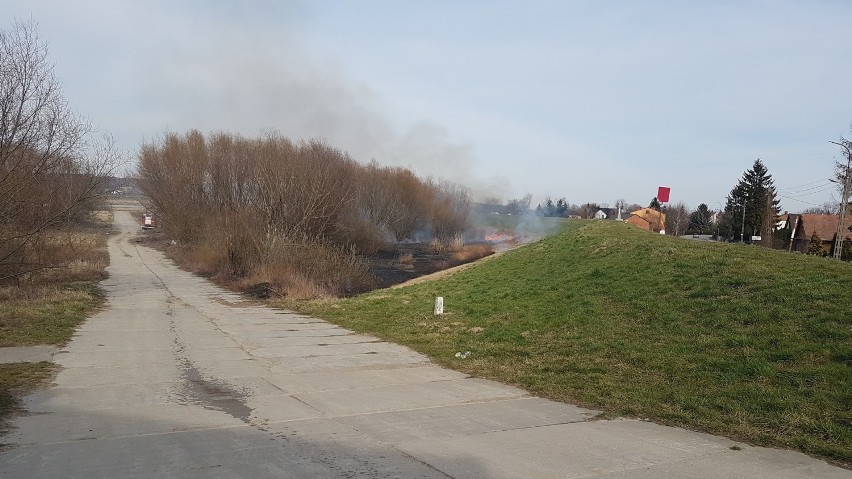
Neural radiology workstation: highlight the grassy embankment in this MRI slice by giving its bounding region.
[0,211,111,425]
[294,219,852,464]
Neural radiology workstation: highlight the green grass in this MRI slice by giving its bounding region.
[293,220,852,464]
[0,282,105,346]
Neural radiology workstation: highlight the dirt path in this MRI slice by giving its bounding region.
[0,208,847,478]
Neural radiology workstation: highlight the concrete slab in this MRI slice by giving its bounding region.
[393,419,851,479]
[186,359,269,378]
[220,326,354,337]
[340,397,598,442]
[51,365,180,387]
[293,378,529,416]
[226,333,376,347]
[7,404,246,445]
[266,351,429,373]
[1,420,446,479]
[0,345,58,363]
[250,340,418,359]
[24,382,184,412]
[265,365,469,393]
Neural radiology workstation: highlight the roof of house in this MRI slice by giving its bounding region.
[625,208,666,232]
[628,207,665,223]
[796,214,852,241]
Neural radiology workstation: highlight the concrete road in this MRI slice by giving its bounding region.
[1,208,848,478]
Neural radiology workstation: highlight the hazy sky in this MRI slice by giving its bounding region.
[5,1,852,211]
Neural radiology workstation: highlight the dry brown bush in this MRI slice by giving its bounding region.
[138,131,470,297]
[449,234,465,252]
[10,228,110,285]
[451,244,495,264]
[428,180,471,242]
[429,238,447,254]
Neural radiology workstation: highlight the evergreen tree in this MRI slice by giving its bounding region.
[555,198,568,217]
[722,159,781,243]
[535,197,569,217]
[649,197,661,211]
[807,231,823,255]
[842,238,852,261]
[687,203,712,234]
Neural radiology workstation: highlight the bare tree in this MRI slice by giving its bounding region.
[664,202,690,236]
[577,202,600,219]
[0,20,115,282]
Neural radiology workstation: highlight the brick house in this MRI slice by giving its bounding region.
[625,208,666,233]
[788,213,852,254]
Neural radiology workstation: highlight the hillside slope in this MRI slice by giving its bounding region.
[295,220,852,463]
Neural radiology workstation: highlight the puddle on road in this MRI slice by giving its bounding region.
[176,359,253,423]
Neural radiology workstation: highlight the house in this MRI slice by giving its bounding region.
[788,213,852,254]
[593,207,622,220]
[625,208,666,233]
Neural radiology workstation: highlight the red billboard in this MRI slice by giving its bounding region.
[657,186,671,203]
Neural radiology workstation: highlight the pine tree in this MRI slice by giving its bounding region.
[649,197,661,211]
[807,231,823,255]
[687,203,712,234]
[842,238,852,261]
[722,159,781,243]
[555,198,568,217]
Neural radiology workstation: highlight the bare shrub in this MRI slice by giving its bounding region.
[138,130,474,297]
[451,243,495,264]
[449,234,465,252]
[0,21,116,283]
[428,180,471,241]
[429,238,447,254]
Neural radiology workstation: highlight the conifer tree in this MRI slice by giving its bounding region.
[649,197,661,211]
[687,203,712,234]
[807,231,823,255]
[722,159,781,243]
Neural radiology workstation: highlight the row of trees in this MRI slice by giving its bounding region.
[138,131,471,295]
[0,21,116,283]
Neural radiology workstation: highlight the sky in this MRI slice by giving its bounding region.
[4,0,852,212]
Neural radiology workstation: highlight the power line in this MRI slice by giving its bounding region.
[778,181,835,194]
[778,178,831,190]
[776,195,827,207]
[781,186,836,198]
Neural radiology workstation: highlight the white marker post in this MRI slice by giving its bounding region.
[434,297,444,315]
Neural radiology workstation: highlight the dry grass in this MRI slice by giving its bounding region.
[9,215,111,286]
[165,236,376,300]
[397,252,414,265]
[449,234,465,252]
[0,209,111,346]
[452,243,495,263]
[429,238,447,254]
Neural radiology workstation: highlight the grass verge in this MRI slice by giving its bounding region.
[0,362,56,433]
[0,282,105,346]
[0,210,111,428]
[291,220,852,465]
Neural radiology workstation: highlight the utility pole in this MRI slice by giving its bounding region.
[740,196,747,243]
[829,139,852,260]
